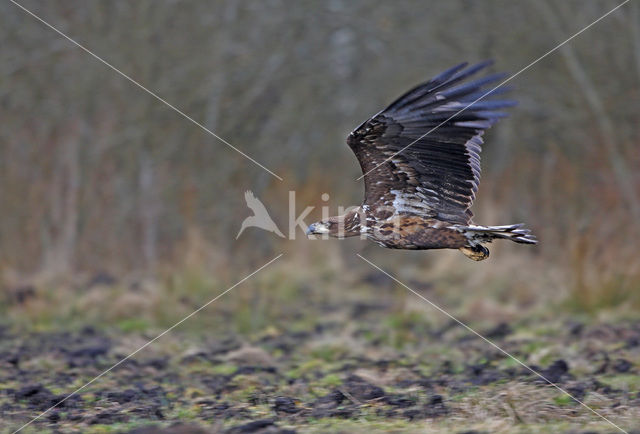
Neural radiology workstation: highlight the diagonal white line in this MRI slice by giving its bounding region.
[356,254,628,434]
[9,0,284,182]
[356,0,631,181]
[11,253,284,434]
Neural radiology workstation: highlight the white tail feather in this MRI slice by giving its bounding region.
[455,223,537,245]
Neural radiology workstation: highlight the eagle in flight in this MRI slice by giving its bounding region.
[306,61,536,260]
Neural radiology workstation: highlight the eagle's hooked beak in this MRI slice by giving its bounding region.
[306,222,329,236]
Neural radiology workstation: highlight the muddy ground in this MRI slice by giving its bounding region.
[1,293,640,434]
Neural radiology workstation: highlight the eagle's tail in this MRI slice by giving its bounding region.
[460,223,537,244]
[455,223,537,261]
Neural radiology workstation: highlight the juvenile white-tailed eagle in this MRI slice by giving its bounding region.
[306,61,536,260]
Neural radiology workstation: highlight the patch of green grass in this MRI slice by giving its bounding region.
[499,356,520,369]
[301,417,415,432]
[553,394,575,406]
[85,422,163,434]
[310,344,347,362]
[168,405,201,420]
[117,317,150,333]
[384,312,431,334]
[521,339,547,354]
[226,375,261,400]
[318,373,342,388]
[599,373,640,390]
[86,425,121,433]
[183,360,239,377]
[287,359,325,379]
[449,387,480,402]
[211,363,238,376]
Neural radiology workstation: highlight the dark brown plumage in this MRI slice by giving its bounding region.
[307,61,536,260]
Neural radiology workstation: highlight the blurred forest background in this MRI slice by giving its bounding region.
[1,0,639,316]
[1,1,640,432]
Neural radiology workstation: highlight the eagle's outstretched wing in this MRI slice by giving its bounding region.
[347,61,513,225]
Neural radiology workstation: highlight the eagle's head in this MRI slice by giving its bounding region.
[306,210,363,238]
[305,220,332,236]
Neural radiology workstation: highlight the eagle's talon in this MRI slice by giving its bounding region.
[459,245,490,261]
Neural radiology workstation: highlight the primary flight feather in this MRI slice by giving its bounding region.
[306,61,536,260]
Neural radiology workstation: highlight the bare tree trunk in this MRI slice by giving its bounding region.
[42,122,81,277]
[538,0,640,221]
[631,1,640,83]
[139,151,158,272]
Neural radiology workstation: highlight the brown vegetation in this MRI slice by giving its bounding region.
[1,1,639,432]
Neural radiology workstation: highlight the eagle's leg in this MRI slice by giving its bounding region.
[459,244,490,261]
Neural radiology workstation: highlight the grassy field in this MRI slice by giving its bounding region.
[2,249,639,434]
[2,1,639,433]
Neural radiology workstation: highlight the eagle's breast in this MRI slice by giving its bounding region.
[365,214,467,250]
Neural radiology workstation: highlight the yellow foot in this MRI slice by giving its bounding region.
[459,245,490,261]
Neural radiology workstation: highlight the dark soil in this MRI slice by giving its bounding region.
[1,317,639,433]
